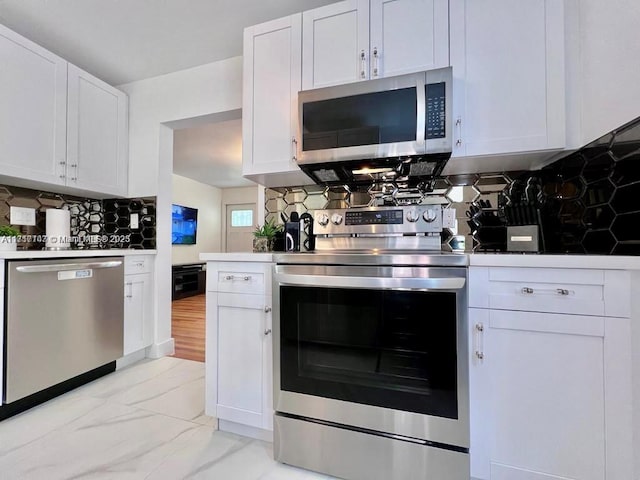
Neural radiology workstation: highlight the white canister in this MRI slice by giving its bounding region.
[45,209,71,249]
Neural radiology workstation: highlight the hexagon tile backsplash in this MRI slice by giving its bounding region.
[0,184,156,250]
[266,114,640,255]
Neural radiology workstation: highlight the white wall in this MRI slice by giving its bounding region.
[172,174,222,264]
[119,56,242,356]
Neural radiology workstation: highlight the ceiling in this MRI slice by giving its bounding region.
[0,0,336,85]
[173,119,255,189]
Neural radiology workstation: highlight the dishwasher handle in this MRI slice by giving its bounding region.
[16,260,123,273]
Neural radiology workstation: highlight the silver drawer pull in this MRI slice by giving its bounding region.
[521,286,572,296]
[475,351,484,360]
[224,275,252,281]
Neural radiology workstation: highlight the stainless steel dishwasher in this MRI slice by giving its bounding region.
[4,257,124,404]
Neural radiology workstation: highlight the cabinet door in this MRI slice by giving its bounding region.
[123,273,153,355]
[302,0,370,89]
[243,14,309,186]
[471,308,606,480]
[0,25,67,185]
[369,0,449,78]
[450,0,565,157]
[214,292,272,430]
[67,64,128,196]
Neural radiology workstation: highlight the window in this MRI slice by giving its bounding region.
[231,209,253,227]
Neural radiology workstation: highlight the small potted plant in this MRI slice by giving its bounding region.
[0,225,20,251]
[252,219,282,252]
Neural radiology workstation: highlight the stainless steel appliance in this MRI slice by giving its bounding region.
[297,68,453,186]
[4,257,124,404]
[273,206,469,480]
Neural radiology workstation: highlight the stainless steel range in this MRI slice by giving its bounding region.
[272,205,469,480]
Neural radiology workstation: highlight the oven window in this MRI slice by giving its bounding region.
[280,286,458,418]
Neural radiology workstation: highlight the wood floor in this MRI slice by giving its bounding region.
[171,294,206,363]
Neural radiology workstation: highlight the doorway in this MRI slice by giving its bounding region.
[225,203,256,252]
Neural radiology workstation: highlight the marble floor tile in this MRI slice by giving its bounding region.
[0,357,336,480]
[0,394,106,457]
[0,401,201,480]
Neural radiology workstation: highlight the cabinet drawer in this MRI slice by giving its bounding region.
[489,267,604,316]
[125,255,152,275]
[216,270,265,295]
[470,266,630,318]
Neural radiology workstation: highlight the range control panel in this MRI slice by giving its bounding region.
[313,206,443,235]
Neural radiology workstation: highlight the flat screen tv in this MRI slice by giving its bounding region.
[172,204,198,245]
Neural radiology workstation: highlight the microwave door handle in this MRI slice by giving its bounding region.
[277,274,465,291]
[416,74,427,145]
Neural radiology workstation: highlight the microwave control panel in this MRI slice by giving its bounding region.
[426,82,446,140]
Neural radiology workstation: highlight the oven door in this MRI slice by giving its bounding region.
[273,264,469,449]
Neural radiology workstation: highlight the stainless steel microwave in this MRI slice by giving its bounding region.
[296,67,453,182]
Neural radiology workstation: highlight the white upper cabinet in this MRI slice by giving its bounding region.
[0,23,128,197]
[242,14,311,187]
[303,0,448,89]
[0,24,67,186]
[369,0,449,78]
[302,0,369,89]
[67,65,128,197]
[450,0,566,158]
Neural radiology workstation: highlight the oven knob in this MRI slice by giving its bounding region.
[317,213,330,226]
[330,213,343,225]
[406,208,420,222]
[423,209,439,223]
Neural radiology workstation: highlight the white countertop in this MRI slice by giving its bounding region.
[0,249,156,259]
[200,253,274,263]
[468,253,640,270]
[200,251,640,270]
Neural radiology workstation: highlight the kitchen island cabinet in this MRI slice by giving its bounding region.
[201,254,274,441]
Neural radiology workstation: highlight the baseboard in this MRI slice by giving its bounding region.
[219,419,273,442]
[145,338,175,358]
[116,349,146,370]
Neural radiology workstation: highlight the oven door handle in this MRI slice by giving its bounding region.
[276,274,465,291]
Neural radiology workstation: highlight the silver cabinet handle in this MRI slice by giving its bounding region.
[521,286,572,296]
[264,306,272,313]
[474,322,484,361]
[372,47,379,77]
[224,275,252,281]
[264,329,272,336]
[360,50,367,79]
[292,137,298,162]
[455,117,463,147]
[125,282,133,298]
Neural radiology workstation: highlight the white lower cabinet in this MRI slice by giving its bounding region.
[123,272,153,355]
[469,266,633,480]
[205,261,273,439]
[209,292,272,431]
[123,255,154,356]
